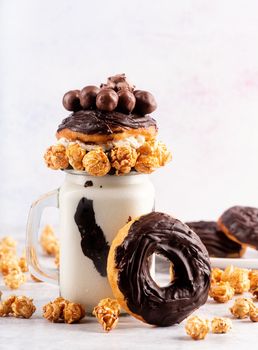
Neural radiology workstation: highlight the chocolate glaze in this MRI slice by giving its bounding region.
[219,206,258,248]
[114,212,211,327]
[57,109,157,135]
[186,221,243,258]
[74,197,110,277]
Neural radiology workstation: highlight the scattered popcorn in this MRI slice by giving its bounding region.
[40,225,59,256]
[249,304,258,322]
[185,316,209,340]
[4,268,26,289]
[211,317,232,333]
[44,144,69,170]
[230,297,254,319]
[43,297,85,324]
[11,296,36,318]
[19,256,28,273]
[249,270,258,298]
[93,298,121,332]
[222,265,250,294]
[66,143,86,170]
[110,146,138,175]
[82,149,111,176]
[0,295,35,318]
[211,268,223,284]
[209,281,234,303]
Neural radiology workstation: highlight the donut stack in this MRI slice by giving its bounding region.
[44,74,172,176]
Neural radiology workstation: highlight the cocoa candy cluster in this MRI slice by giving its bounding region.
[62,74,157,115]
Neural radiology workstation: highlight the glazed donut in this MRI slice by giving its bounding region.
[218,206,258,249]
[186,221,246,258]
[56,109,158,144]
[107,212,211,327]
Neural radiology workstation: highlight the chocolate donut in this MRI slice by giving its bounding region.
[56,109,158,143]
[186,221,245,258]
[218,206,258,249]
[107,212,211,327]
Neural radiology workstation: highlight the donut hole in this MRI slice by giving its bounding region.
[150,253,174,287]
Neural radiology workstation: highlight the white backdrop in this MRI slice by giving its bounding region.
[1,0,258,234]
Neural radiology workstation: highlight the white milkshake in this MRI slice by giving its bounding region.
[59,170,155,310]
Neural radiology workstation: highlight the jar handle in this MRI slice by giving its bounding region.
[26,189,59,284]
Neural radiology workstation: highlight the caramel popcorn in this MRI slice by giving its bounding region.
[0,255,20,276]
[230,297,254,319]
[135,155,160,174]
[110,146,138,175]
[209,281,234,303]
[211,268,223,284]
[11,296,36,318]
[0,236,17,253]
[249,304,258,322]
[93,298,121,332]
[43,297,85,324]
[249,270,258,298]
[83,149,111,176]
[4,268,26,289]
[66,143,86,170]
[43,301,63,322]
[155,141,172,166]
[19,256,28,273]
[0,296,35,319]
[44,144,69,170]
[211,317,232,334]
[63,302,85,324]
[222,265,250,294]
[40,225,59,256]
[185,316,209,340]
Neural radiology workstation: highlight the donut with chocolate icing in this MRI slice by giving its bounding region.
[56,109,158,143]
[107,212,211,327]
[218,206,258,249]
[186,221,245,258]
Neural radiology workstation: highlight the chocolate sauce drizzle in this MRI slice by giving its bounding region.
[74,197,110,277]
[186,221,243,258]
[114,212,211,327]
[57,109,157,135]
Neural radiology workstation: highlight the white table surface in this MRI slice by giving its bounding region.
[1,261,258,350]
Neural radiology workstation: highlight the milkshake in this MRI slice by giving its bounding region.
[26,73,172,310]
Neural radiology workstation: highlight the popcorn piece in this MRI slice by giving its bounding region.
[66,143,86,171]
[249,270,258,298]
[44,144,69,170]
[0,295,35,319]
[43,297,85,324]
[63,302,85,324]
[185,316,209,340]
[0,295,16,316]
[83,149,111,176]
[93,298,121,332]
[40,225,59,256]
[43,301,63,322]
[11,296,36,319]
[211,317,232,333]
[249,304,258,322]
[155,141,172,167]
[0,236,17,257]
[230,297,254,319]
[135,155,160,174]
[209,281,234,303]
[19,256,28,273]
[4,268,26,289]
[222,265,250,294]
[0,255,20,276]
[110,146,138,175]
[211,268,223,284]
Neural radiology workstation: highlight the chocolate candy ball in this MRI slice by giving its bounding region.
[134,90,157,115]
[96,89,118,112]
[63,90,81,111]
[117,89,136,113]
[80,85,100,109]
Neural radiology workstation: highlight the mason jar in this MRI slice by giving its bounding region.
[26,170,155,310]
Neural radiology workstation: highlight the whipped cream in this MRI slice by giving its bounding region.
[56,135,145,151]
